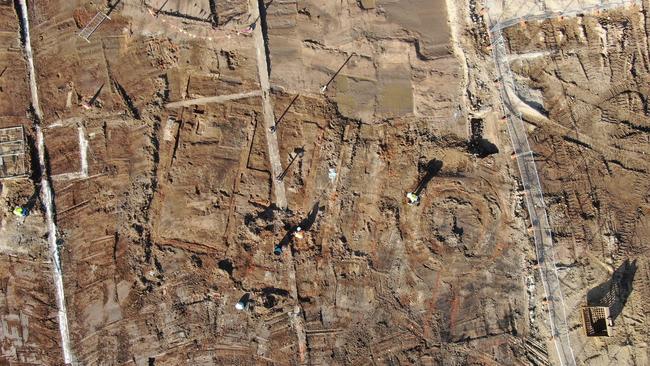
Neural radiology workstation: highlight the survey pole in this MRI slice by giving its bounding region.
[320,53,354,93]
[277,149,304,181]
[155,0,169,17]
[271,94,299,133]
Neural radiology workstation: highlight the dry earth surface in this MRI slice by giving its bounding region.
[0,0,647,365]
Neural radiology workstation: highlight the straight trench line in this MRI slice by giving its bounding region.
[247,0,302,363]
[164,90,262,108]
[248,0,287,208]
[16,0,74,364]
[52,125,89,182]
[79,125,88,176]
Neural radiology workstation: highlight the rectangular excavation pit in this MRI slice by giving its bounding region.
[0,126,29,179]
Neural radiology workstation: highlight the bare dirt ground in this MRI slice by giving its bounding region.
[0,0,647,365]
[498,6,650,364]
[0,2,67,365]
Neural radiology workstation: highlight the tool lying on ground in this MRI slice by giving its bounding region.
[277,148,305,182]
[270,94,299,133]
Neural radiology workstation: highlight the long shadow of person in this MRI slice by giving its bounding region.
[274,227,295,255]
[414,159,443,196]
[299,201,320,231]
[274,202,320,255]
[587,259,637,323]
[15,185,40,216]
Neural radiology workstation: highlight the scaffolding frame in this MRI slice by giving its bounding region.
[581,306,612,337]
[0,126,29,179]
[78,11,110,42]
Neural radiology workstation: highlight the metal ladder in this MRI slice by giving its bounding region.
[78,11,110,42]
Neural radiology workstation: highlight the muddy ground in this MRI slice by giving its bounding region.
[0,0,647,365]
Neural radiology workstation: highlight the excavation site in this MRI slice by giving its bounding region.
[0,0,648,365]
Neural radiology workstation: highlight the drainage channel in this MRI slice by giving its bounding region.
[15,0,74,364]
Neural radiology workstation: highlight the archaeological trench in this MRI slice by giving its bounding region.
[0,0,648,365]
